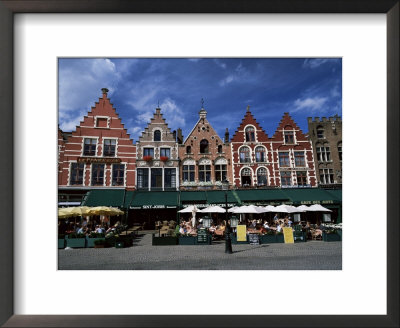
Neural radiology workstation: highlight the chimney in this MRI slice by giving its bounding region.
[224,128,229,143]
[173,130,176,141]
[177,128,183,144]
[101,88,109,97]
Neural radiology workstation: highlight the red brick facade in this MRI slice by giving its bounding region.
[231,110,316,188]
[58,88,136,191]
[178,106,233,189]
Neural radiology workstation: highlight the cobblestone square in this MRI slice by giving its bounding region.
[58,233,342,270]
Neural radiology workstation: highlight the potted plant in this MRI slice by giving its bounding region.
[66,233,86,248]
[86,232,106,248]
[143,155,153,162]
[58,234,66,249]
[160,156,169,162]
[94,239,106,248]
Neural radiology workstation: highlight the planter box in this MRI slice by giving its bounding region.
[179,236,196,245]
[323,232,342,242]
[86,237,106,248]
[275,234,284,243]
[66,237,86,248]
[58,238,65,249]
[230,233,249,244]
[259,234,277,244]
[152,234,178,246]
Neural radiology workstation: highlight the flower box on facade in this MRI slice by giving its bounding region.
[58,235,65,249]
[323,231,342,242]
[65,234,86,248]
[143,156,153,162]
[152,234,178,246]
[160,156,169,162]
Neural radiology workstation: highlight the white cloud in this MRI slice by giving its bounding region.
[219,75,235,86]
[188,58,201,62]
[219,63,247,86]
[59,58,121,115]
[59,110,86,132]
[303,58,331,69]
[330,85,341,98]
[159,98,186,130]
[293,97,328,113]
[213,59,226,69]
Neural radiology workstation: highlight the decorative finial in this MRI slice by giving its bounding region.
[246,105,250,112]
[101,88,109,95]
[201,98,204,108]
[157,100,160,108]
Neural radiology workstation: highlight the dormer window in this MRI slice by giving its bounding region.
[154,130,161,141]
[245,126,255,142]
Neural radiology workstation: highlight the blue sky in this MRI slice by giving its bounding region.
[58,58,342,140]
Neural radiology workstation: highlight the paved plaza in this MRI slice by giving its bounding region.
[58,232,342,270]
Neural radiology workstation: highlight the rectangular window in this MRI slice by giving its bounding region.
[137,168,149,189]
[284,131,294,144]
[91,164,104,186]
[215,164,227,182]
[199,165,211,182]
[164,168,176,189]
[96,117,108,128]
[112,164,125,186]
[103,139,116,157]
[338,145,342,161]
[160,148,170,158]
[83,138,97,156]
[296,171,307,186]
[316,146,331,162]
[280,171,292,186]
[70,163,84,185]
[143,148,154,157]
[294,151,305,167]
[278,152,290,167]
[319,168,334,184]
[183,165,195,182]
[151,168,163,189]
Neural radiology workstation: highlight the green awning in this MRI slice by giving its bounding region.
[130,191,179,209]
[81,189,126,207]
[234,189,289,205]
[281,188,342,205]
[205,190,238,205]
[180,191,207,203]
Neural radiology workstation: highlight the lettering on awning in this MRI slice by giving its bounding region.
[77,157,122,164]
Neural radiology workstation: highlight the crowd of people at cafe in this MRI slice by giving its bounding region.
[177,213,327,240]
[58,217,121,236]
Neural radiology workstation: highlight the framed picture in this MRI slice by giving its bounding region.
[1,0,398,327]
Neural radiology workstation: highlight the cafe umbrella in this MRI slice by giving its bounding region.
[308,204,332,212]
[198,205,226,213]
[178,205,199,227]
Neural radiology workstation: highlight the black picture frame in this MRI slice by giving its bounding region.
[0,1,398,327]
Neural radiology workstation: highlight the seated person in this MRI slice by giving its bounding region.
[276,224,283,233]
[95,225,104,234]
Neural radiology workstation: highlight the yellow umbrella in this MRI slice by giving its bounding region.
[87,206,114,216]
[110,207,124,215]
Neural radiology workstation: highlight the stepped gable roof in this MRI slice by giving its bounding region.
[138,107,175,142]
[72,88,133,141]
[231,106,269,142]
[271,112,307,140]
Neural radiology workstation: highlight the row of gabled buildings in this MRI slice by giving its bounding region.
[58,88,342,207]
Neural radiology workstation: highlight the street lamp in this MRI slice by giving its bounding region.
[202,216,212,228]
[222,179,232,254]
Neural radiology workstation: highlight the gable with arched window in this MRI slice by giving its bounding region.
[245,126,255,142]
[239,146,251,163]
